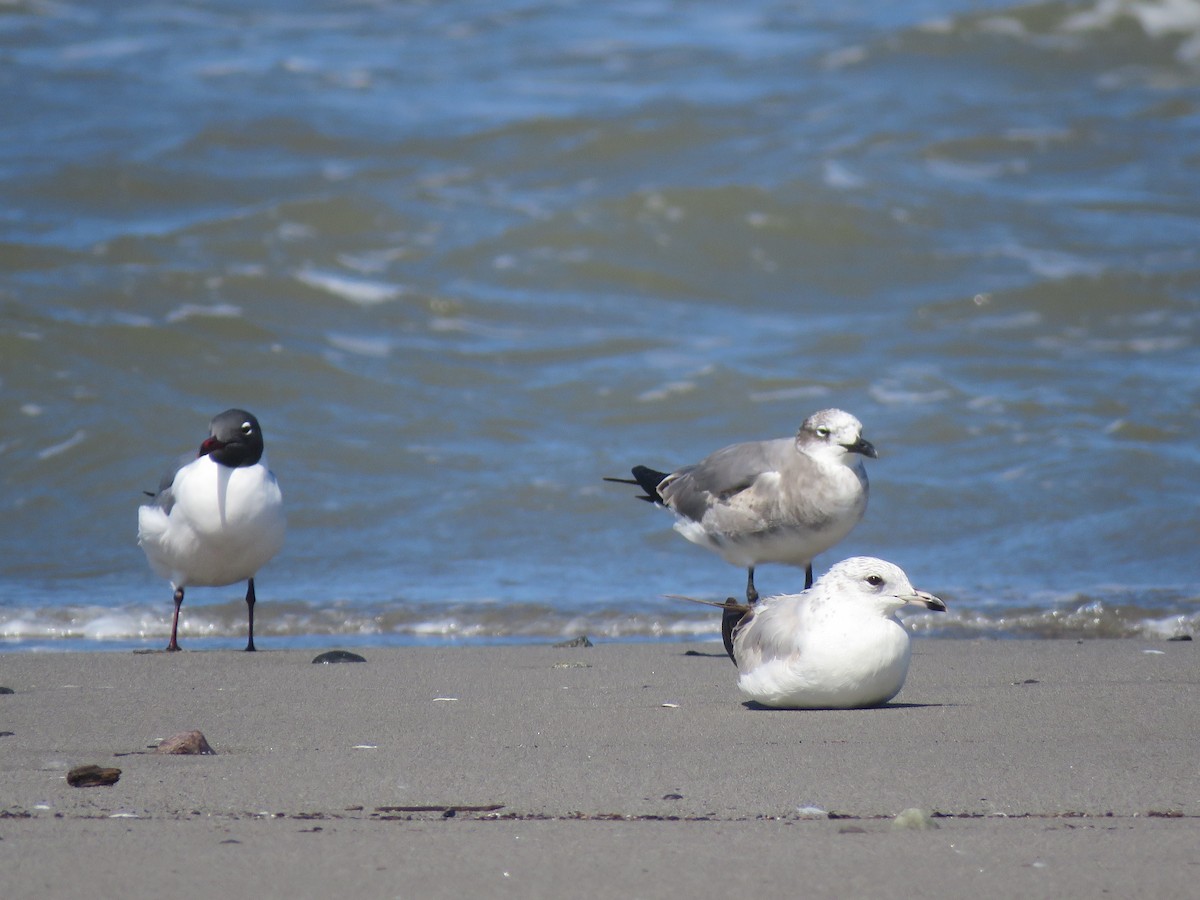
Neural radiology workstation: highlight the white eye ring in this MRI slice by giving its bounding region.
[240,422,253,435]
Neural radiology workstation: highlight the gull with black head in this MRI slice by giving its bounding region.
[138,408,285,652]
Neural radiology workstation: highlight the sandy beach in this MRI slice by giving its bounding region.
[2,639,1196,898]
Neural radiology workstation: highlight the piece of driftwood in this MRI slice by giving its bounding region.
[67,764,122,787]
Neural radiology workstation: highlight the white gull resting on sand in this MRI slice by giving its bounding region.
[605,408,876,657]
[138,408,285,652]
[727,556,945,709]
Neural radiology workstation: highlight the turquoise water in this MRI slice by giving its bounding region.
[2,1,1198,648]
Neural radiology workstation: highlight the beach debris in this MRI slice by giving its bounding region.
[553,635,593,648]
[0,686,14,694]
[352,744,378,750]
[661,702,680,708]
[312,650,367,664]
[374,804,504,818]
[892,808,938,831]
[67,764,122,787]
[1167,635,1192,641]
[432,697,459,702]
[662,793,683,800]
[553,661,590,669]
[156,729,216,755]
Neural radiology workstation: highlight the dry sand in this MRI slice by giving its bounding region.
[1,639,1196,898]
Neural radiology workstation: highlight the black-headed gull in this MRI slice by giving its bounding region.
[138,409,285,652]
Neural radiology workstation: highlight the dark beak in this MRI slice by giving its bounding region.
[846,437,878,459]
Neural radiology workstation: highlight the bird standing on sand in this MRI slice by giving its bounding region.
[138,409,285,652]
[605,408,876,657]
[729,557,945,709]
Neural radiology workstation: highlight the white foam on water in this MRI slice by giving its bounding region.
[37,429,86,461]
[327,333,392,357]
[165,303,243,323]
[296,269,404,306]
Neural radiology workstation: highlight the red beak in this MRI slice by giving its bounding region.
[199,436,225,457]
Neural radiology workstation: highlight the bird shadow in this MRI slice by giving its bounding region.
[681,651,951,710]
[741,700,949,712]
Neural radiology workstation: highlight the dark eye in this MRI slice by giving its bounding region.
[240,422,253,435]
[815,426,830,438]
[866,574,884,587]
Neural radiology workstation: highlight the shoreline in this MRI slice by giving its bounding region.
[3,640,1197,897]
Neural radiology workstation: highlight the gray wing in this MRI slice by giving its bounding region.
[733,593,807,670]
[143,451,193,515]
[659,438,796,523]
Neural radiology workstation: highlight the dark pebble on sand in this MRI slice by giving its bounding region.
[67,764,122,787]
[553,635,593,648]
[156,729,216,755]
[1167,635,1192,641]
[0,686,14,694]
[312,650,367,664]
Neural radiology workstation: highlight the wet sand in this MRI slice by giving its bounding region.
[2,639,1196,898]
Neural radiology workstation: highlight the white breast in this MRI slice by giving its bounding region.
[138,455,285,588]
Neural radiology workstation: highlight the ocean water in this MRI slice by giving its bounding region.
[2,0,1198,651]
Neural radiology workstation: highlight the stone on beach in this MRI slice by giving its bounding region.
[156,730,216,755]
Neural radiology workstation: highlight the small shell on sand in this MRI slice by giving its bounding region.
[892,808,938,830]
[312,650,367,664]
[155,730,216,755]
[553,635,593,648]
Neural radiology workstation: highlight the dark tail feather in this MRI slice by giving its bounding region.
[722,601,749,666]
[670,594,749,666]
[602,465,670,503]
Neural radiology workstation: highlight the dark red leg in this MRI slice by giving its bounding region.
[166,587,184,651]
